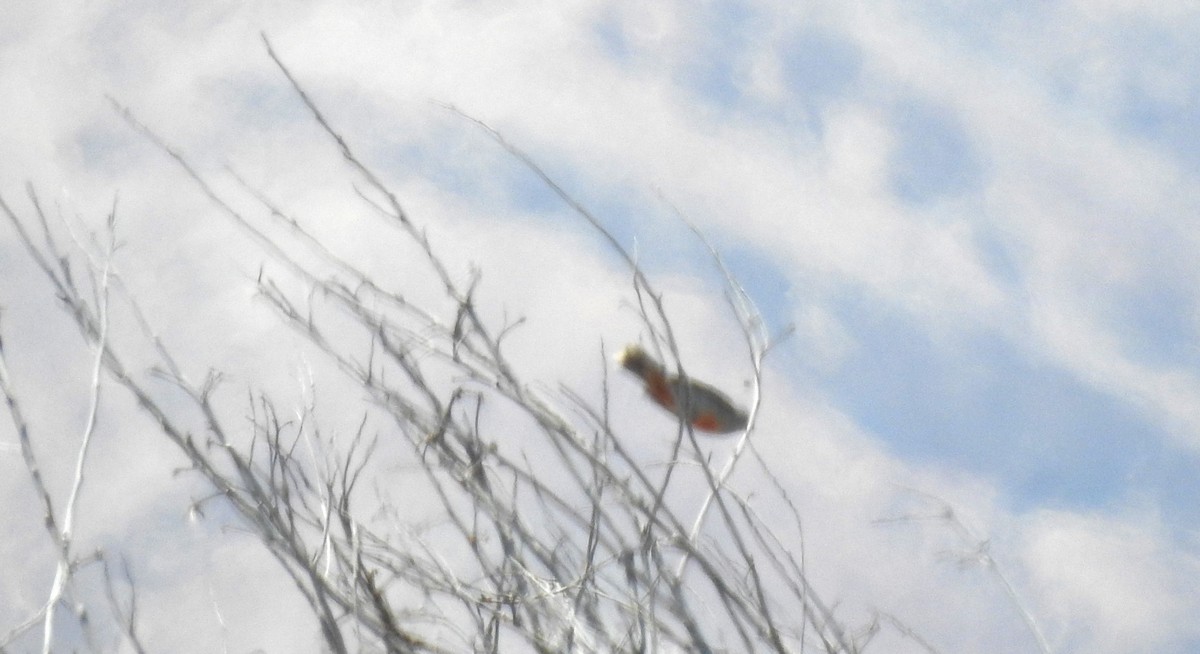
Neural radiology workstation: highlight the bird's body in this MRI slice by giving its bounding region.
[616,345,748,434]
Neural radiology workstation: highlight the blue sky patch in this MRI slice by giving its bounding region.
[888,97,985,204]
[779,28,863,108]
[822,289,1174,515]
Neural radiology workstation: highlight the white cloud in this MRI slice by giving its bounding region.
[1023,509,1200,652]
[2,0,1198,651]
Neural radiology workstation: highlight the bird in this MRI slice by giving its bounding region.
[616,344,749,434]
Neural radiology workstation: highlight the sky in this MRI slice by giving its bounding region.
[2,1,1199,652]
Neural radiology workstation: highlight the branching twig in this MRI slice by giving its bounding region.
[0,38,871,654]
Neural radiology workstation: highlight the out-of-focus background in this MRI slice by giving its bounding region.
[2,2,1198,652]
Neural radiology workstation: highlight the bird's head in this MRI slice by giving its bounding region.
[615,344,661,378]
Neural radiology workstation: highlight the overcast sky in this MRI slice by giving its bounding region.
[2,1,1199,653]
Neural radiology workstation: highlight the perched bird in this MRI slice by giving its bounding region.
[616,344,749,434]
